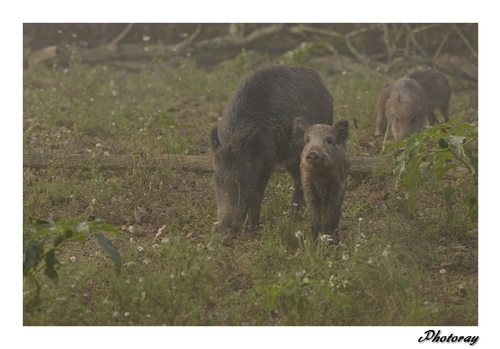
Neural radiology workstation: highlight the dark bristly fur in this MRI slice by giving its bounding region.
[409,69,451,125]
[210,63,334,238]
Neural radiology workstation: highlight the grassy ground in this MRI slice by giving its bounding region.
[23,52,478,326]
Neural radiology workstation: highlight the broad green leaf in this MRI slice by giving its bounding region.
[445,136,466,157]
[23,241,41,275]
[464,150,478,179]
[96,234,122,271]
[392,155,406,183]
[384,138,408,152]
[438,138,448,149]
[53,234,64,247]
[25,225,54,241]
[443,186,455,205]
[76,221,90,233]
[389,121,477,218]
[27,217,54,226]
[450,122,477,137]
[73,231,87,245]
[44,249,59,284]
[435,163,460,181]
[57,217,80,229]
[90,223,120,234]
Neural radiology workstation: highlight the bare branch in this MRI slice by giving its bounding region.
[452,24,477,59]
[395,52,477,82]
[345,36,370,64]
[404,25,410,56]
[289,24,344,38]
[382,23,393,62]
[406,24,428,57]
[229,23,245,36]
[433,27,455,60]
[411,23,442,34]
[171,24,202,53]
[345,23,381,38]
[190,24,285,53]
[28,45,58,71]
[108,23,134,47]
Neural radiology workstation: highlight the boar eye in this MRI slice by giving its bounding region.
[396,117,400,123]
[411,117,416,123]
[305,136,310,143]
[326,137,333,144]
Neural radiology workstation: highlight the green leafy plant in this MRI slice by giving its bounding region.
[385,120,478,222]
[23,217,122,302]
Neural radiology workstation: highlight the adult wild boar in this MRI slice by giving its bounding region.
[409,69,451,125]
[210,63,333,238]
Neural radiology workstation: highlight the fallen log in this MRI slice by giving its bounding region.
[23,153,380,177]
[26,24,285,70]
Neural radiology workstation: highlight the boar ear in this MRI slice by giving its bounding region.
[245,127,263,157]
[332,119,349,144]
[210,126,221,151]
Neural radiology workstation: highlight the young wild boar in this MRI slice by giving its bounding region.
[210,63,334,238]
[375,69,451,140]
[293,118,350,244]
[385,77,428,141]
[409,69,451,125]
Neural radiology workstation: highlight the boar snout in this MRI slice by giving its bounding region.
[305,151,321,165]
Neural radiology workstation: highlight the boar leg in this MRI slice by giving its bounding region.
[427,108,437,126]
[375,111,388,137]
[305,190,323,241]
[322,193,345,245]
[285,159,304,215]
[246,167,273,231]
[440,103,450,122]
